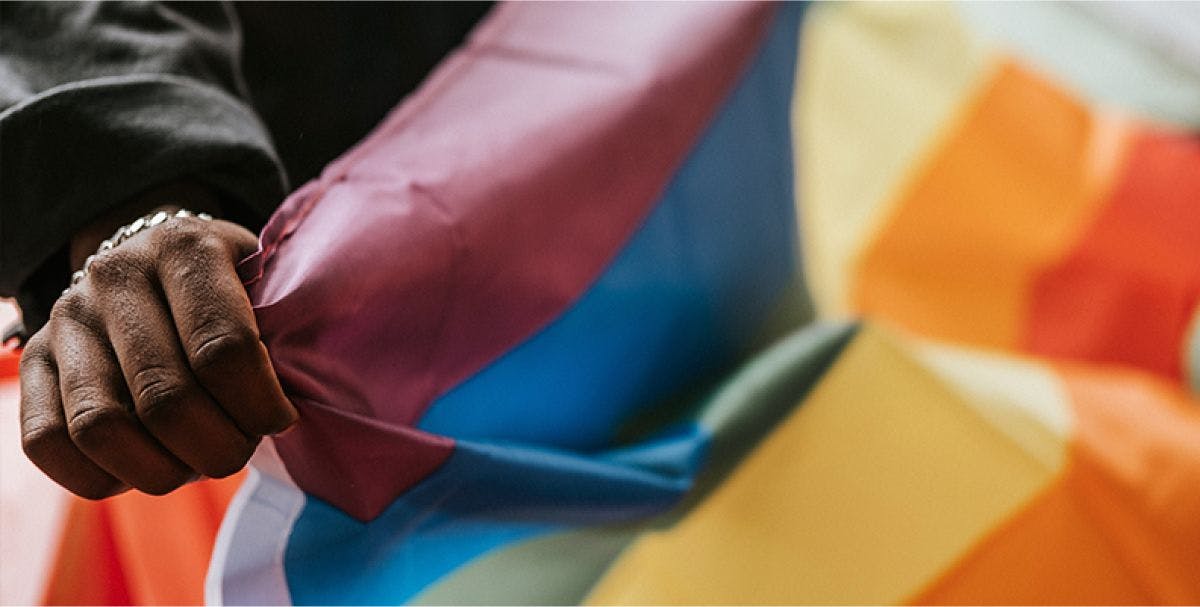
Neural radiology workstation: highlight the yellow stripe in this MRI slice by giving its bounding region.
[795,2,993,318]
[585,326,1070,604]
[907,338,1073,472]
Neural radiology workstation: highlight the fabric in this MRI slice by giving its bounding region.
[211,2,808,603]
[206,2,1199,604]
[584,325,1200,605]
[41,475,242,606]
[234,0,798,523]
[800,2,1200,390]
[7,1,1200,605]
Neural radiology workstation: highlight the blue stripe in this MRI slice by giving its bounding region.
[416,2,807,451]
[284,434,701,605]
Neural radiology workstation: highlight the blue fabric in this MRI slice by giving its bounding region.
[283,5,806,603]
[416,2,806,451]
[284,436,699,604]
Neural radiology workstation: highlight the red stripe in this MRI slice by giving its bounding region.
[1025,130,1200,380]
[0,350,17,379]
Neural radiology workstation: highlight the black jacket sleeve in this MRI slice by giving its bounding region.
[0,1,287,339]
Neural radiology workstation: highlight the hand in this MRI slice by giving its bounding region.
[18,188,297,499]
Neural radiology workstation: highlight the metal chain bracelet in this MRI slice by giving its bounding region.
[63,209,213,296]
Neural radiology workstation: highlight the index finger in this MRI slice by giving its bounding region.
[153,218,297,436]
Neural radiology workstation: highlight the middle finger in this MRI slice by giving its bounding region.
[52,295,195,495]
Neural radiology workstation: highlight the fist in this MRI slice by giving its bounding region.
[19,209,297,499]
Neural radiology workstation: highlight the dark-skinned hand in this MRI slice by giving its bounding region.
[18,183,297,499]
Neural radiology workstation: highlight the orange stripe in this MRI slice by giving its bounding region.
[911,475,1157,605]
[1057,365,1200,603]
[912,364,1200,605]
[853,61,1124,349]
[1025,130,1200,381]
[42,498,132,606]
[41,473,244,605]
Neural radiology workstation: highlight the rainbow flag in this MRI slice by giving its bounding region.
[10,2,1199,604]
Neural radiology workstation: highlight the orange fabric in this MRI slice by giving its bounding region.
[41,473,245,606]
[912,365,1200,605]
[1059,366,1200,603]
[1026,131,1200,381]
[0,349,18,378]
[853,62,1123,349]
[911,476,1158,605]
[42,496,132,606]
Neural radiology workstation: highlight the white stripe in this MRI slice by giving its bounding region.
[1075,1,1200,79]
[956,1,1200,128]
[206,439,305,606]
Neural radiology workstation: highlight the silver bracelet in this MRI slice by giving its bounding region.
[62,209,213,296]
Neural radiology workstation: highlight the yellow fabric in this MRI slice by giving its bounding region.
[795,2,992,317]
[585,326,1069,605]
[908,339,1073,472]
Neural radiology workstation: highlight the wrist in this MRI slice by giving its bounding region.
[69,181,223,271]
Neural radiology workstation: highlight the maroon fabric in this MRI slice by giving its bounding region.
[239,2,777,519]
[273,399,454,521]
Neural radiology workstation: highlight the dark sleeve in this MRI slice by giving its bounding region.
[0,1,288,339]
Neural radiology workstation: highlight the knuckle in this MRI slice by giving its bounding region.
[131,366,189,421]
[66,400,128,451]
[187,323,259,374]
[214,220,259,255]
[20,416,66,461]
[49,290,94,325]
[63,382,106,408]
[156,219,220,258]
[18,332,51,367]
[86,251,146,287]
